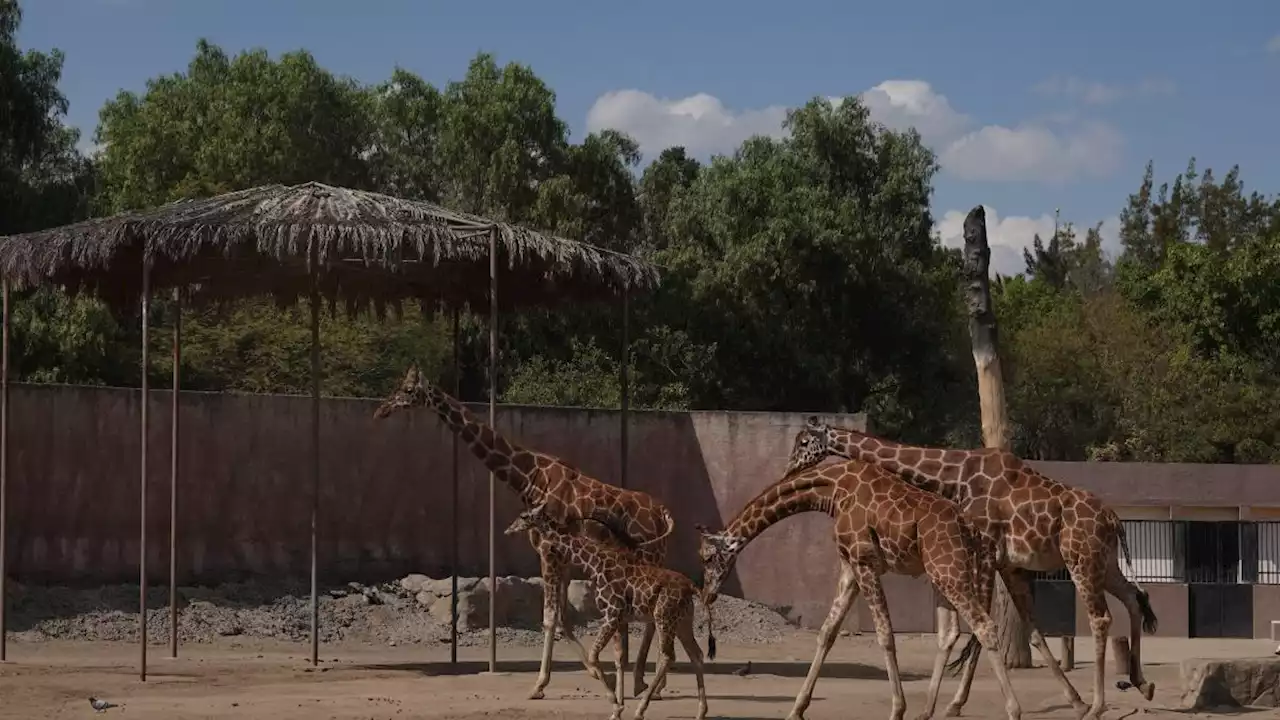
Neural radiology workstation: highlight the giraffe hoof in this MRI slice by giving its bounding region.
[1140,681,1156,701]
[527,689,545,700]
[944,704,964,717]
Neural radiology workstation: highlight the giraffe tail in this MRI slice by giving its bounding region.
[700,588,717,661]
[636,506,677,548]
[946,633,982,677]
[1115,516,1158,634]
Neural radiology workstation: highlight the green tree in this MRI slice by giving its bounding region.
[95,39,373,213]
[654,96,971,440]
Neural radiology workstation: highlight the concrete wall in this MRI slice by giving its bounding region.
[2,383,865,629]
[6,383,1280,634]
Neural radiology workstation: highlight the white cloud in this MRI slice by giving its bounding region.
[585,80,1124,184]
[1267,34,1280,53]
[941,121,1124,184]
[1032,75,1176,105]
[934,206,1121,278]
[856,80,970,144]
[585,90,788,160]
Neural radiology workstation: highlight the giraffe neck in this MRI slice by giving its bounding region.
[424,386,538,499]
[723,472,839,545]
[826,427,953,496]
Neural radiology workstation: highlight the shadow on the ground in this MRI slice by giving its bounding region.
[351,658,926,681]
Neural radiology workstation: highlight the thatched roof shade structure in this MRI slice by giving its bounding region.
[0,181,659,677]
[0,181,661,312]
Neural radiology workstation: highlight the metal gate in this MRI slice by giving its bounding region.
[1031,569,1076,637]
[1185,521,1256,638]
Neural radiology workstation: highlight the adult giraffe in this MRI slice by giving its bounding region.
[788,417,1158,720]
[697,458,1023,720]
[374,365,673,700]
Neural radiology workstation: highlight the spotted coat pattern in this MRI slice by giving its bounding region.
[786,418,1160,720]
[697,460,1022,720]
[506,503,712,720]
[374,365,675,700]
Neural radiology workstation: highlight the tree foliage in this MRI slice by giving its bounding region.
[4,0,1280,463]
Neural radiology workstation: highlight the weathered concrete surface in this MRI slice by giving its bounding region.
[1180,657,1280,709]
[8,382,1280,634]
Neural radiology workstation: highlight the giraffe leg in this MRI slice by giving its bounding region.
[677,614,710,720]
[942,569,989,718]
[588,618,625,711]
[786,559,859,720]
[633,623,675,720]
[555,576,591,664]
[1104,563,1156,701]
[917,604,962,720]
[965,616,1023,720]
[631,620,657,698]
[1066,562,1111,720]
[612,622,627,708]
[986,567,1089,717]
[856,564,908,720]
[529,550,566,700]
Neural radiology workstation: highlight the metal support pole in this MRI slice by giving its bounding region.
[309,249,321,667]
[139,263,151,682]
[618,289,630,667]
[169,289,181,659]
[450,308,460,666]
[487,226,498,673]
[0,280,9,663]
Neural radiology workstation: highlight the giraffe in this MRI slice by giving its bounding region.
[374,365,674,700]
[788,417,1159,720]
[696,459,1023,720]
[505,502,713,720]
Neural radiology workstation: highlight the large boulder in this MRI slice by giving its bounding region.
[412,575,544,631]
[1180,657,1280,709]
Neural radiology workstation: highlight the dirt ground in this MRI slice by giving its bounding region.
[3,633,1276,720]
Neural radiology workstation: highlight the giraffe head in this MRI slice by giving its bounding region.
[503,501,559,536]
[374,365,429,419]
[785,416,834,475]
[695,524,747,602]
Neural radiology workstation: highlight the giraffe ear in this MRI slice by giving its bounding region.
[403,365,418,385]
[806,415,821,429]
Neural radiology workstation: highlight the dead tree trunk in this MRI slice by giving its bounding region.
[961,205,1033,669]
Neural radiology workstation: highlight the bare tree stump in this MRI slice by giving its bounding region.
[961,205,1032,669]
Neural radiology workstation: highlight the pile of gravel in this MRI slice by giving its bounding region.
[3,576,797,648]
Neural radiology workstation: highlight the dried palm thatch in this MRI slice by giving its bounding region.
[0,182,660,314]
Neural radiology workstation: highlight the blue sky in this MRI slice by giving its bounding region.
[17,0,1280,274]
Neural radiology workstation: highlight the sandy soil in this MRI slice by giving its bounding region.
[3,632,1275,720]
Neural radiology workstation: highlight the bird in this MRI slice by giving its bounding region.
[734,661,752,677]
[1115,680,1133,692]
[89,697,117,712]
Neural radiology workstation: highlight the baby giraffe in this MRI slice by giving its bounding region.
[505,503,714,720]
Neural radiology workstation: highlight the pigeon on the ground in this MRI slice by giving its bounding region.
[89,697,117,712]
[1115,680,1133,691]
[734,661,752,677]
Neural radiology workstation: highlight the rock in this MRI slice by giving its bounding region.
[421,576,481,599]
[565,580,600,623]
[399,574,430,593]
[1181,657,1280,709]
